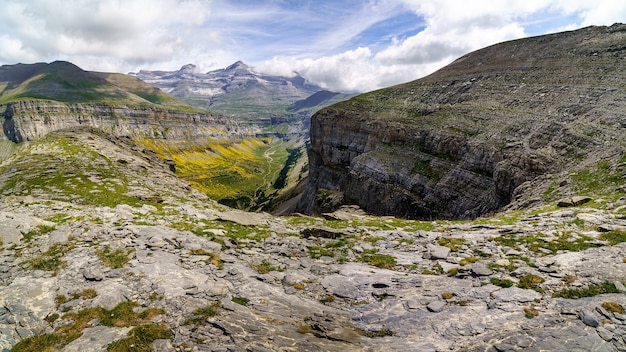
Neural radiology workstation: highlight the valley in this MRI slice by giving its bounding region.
[0,23,625,352]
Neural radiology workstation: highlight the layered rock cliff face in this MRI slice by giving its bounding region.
[298,24,626,219]
[1,99,244,142]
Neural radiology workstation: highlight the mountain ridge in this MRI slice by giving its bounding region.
[298,23,626,219]
[132,61,355,135]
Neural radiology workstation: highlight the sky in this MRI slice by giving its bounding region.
[0,0,624,92]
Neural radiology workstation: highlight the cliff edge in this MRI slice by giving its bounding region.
[298,24,626,219]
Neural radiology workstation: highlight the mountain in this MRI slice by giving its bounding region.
[298,24,626,219]
[131,61,354,134]
[0,61,192,110]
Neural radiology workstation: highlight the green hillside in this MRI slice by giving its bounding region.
[0,61,197,111]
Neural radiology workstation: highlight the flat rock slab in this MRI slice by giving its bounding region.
[557,196,592,207]
[218,211,269,226]
[320,275,359,299]
[491,287,542,303]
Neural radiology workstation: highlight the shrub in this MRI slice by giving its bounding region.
[231,296,250,306]
[602,301,625,314]
[490,277,514,288]
[524,306,539,318]
[459,257,480,266]
[518,274,544,291]
[441,292,453,300]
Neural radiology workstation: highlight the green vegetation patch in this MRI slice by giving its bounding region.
[360,249,396,269]
[21,224,56,242]
[231,296,250,306]
[12,301,166,352]
[107,323,172,352]
[599,230,626,245]
[552,281,619,299]
[184,302,221,325]
[0,135,160,208]
[491,231,597,255]
[518,274,545,291]
[252,259,283,274]
[437,237,466,252]
[26,243,75,276]
[490,277,514,288]
[96,246,134,268]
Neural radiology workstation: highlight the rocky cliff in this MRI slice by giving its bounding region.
[0,99,244,143]
[298,24,626,219]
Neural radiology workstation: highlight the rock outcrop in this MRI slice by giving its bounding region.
[0,99,246,142]
[298,24,626,219]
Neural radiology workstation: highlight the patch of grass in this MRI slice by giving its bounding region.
[293,282,305,290]
[446,268,459,277]
[437,238,466,252]
[441,292,454,300]
[231,296,250,306]
[518,274,545,291]
[360,249,396,269]
[55,294,68,307]
[490,277,514,288]
[459,257,480,266]
[26,243,74,276]
[602,301,625,314]
[524,306,539,319]
[10,333,62,352]
[73,288,97,300]
[552,281,619,299]
[599,230,626,245]
[96,246,134,268]
[21,224,56,242]
[107,323,172,352]
[137,136,293,211]
[21,301,166,351]
[184,302,221,325]
[252,259,282,274]
[491,232,597,255]
[423,262,444,275]
[308,245,335,259]
[99,301,165,328]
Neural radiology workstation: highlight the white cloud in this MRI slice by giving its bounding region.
[257,0,626,92]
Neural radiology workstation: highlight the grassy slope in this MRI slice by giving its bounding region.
[0,61,199,111]
[135,136,304,210]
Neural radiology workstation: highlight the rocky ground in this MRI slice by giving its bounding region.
[1,128,626,351]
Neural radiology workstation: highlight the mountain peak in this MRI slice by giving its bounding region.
[224,61,250,72]
[180,64,196,73]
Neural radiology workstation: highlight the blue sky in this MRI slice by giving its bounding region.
[0,0,624,92]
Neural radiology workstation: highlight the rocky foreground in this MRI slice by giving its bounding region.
[1,128,626,351]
